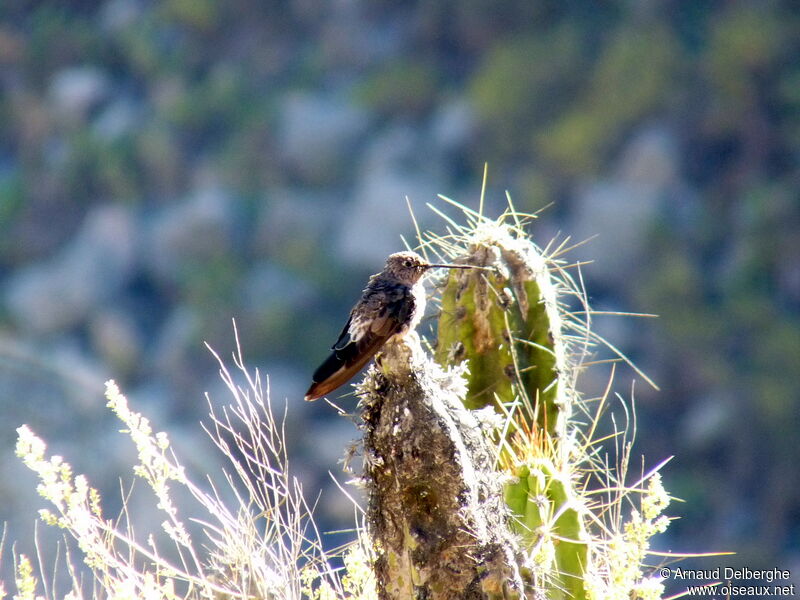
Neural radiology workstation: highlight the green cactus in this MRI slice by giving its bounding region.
[434,224,570,438]
[503,458,589,600]
[433,217,589,600]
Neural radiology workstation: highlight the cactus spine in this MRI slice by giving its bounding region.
[434,218,589,600]
[434,233,569,438]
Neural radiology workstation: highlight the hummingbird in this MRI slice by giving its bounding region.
[305,251,474,401]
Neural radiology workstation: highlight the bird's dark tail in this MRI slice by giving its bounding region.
[304,346,379,401]
[305,353,346,399]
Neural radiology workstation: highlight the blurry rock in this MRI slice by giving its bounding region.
[0,355,110,589]
[278,92,370,184]
[100,0,143,32]
[127,381,173,426]
[239,263,316,354]
[49,66,110,122]
[301,418,358,465]
[88,308,143,376]
[143,186,235,285]
[0,26,24,63]
[337,125,443,266]
[5,204,137,334]
[92,98,140,141]
[679,392,732,449]
[46,338,110,411]
[241,262,314,316]
[590,301,637,356]
[569,126,680,286]
[777,250,800,306]
[0,333,106,423]
[253,188,338,265]
[430,99,476,155]
[615,126,679,187]
[260,361,309,408]
[149,305,200,376]
[570,181,662,286]
[301,418,362,522]
[317,4,403,69]
[0,334,111,415]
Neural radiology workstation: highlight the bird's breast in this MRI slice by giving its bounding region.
[398,281,425,336]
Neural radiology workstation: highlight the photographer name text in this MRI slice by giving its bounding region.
[664,567,790,583]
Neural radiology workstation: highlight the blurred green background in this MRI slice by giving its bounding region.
[1,0,798,592]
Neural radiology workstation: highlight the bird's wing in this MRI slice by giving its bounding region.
[331,315,353,350]
[305,290,411,401]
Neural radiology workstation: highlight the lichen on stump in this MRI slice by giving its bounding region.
[358,334,536,600]
[354,205,672,600]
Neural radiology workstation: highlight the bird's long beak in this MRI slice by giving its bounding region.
[424,262,493,271]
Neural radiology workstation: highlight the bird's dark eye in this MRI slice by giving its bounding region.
[403,259,413,268]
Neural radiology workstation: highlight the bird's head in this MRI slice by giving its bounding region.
[384,251,476,285]
[384,251,430,285]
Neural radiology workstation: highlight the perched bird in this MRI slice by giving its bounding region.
[305,251,473,401]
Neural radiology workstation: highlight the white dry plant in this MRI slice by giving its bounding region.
[8,334,376,600]
[6,192,716,600]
